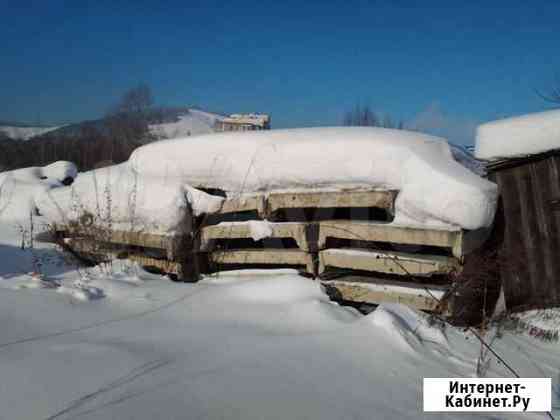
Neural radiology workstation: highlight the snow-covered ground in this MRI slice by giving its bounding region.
[0,161,558,419]
[0,220,558,419]
[0,124,62,140]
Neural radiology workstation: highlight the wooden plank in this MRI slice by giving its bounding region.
[126,255,181,274]
[210,249,315,274]
[461,227,492,256]
[319,248,460,276]
[58,226,174,250]
[495,169,526,305]
[217,195,266,215]
[57,226,185,260]
[64,238,180,273]
[545,156,560,303]
[322,279,445,312]
[102,229,172,250]
[200,222,310,251]
[267,190,397,214]
[531,159,556,302]
[215,190,396,219]
[317,221,464,258]
[493,156,560,310]
[514,164,542,302]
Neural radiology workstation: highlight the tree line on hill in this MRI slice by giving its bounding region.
[342,104,404,129]
[0,84,158,172]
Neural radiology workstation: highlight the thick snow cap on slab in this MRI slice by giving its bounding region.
[130,127,497,230]
[475,109,560,161]
[37,163,224,234]
[0,161,77,221]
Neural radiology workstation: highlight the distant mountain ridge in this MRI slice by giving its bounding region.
[0,107,228,172]
[0,120,60,127]
[1,107,225,142]
[0,123,62,140]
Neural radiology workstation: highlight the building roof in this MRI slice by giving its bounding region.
[221,114,270,126]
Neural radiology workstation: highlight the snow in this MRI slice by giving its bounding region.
[0,124,62,140]
[475,109,560,161]
[149,109,223,139]
[247,220,274,240]
[511,309,560,333]
[0,132,555,419]
[0,161,77,221]
[129,127,496,230]
[36,163,224,234]
[0,200,558,419]
[365,303,449,353]
[449,143,486,177]
[20,128,497,232]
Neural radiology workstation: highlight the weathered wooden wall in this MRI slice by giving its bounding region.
[488,152,560,311]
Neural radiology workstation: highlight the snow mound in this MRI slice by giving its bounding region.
[58,284,105,301]
[364,303,448,353]
[130,127,497,230]
[475,109,560,161]
[37,163,224,234]
[0,161,77,221]
[197,270,359,332]
[205,270,327,304]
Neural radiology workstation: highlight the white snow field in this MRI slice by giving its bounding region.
[149,109,224,139]
[475,109,560,161]
[37,127,497,233]
[0,218,558,420]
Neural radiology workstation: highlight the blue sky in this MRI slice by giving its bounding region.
[2,0,559,144]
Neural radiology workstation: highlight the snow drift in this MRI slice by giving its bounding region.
[37,163,224,234]
[475,109,560,161]
[0,161,77,221]
[129,127,497,230]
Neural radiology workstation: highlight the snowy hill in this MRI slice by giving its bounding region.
[149,108,224,139]
[0,123,61,140]
[3,107,225,142]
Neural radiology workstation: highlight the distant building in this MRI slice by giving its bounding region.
[215,114,271,132]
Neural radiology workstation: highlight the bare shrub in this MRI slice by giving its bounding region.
[343,103,404,128]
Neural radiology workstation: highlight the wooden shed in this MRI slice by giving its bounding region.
[487,150,560,311]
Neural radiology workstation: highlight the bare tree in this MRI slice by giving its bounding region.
[113,83,154,116]
[536,74,560,105]
[343,103,403,128]
[106,83,156,145]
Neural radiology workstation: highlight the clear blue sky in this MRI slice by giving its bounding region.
[2,0,559,144]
